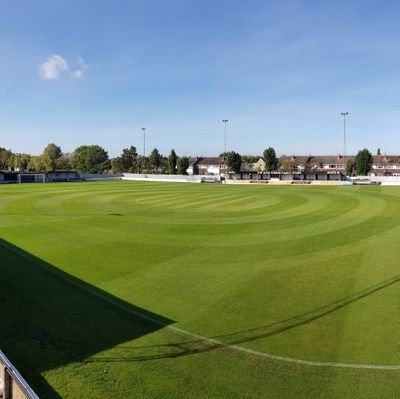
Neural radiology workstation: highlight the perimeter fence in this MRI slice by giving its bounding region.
[0,351,39,399]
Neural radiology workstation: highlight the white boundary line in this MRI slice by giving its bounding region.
[88,287,400,371]
[4,241,400,371]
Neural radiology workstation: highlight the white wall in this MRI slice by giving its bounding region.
[122,173,202,183]
[207,166,221,175]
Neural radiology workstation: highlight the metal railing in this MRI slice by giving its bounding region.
[0,350,39,399]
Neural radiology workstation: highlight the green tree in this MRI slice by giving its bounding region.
[29,156,46,172]
[355,149,373,176]
[224,151,242,173]
[177,156,189,175]
[7,153,16,170]
[111,146,138,172]
[71,145,109,173]
[242,155,260,164]
[345,159,354,176]
[121,146,138,171]
[159,156,168,174]
[42,143,62,171]
[55,153,71,170]
[168,149,178,174]
[149,148,161,173]
[11,153,31,171]
[137,155,149,173]
[263,147,278,172]
[111,157,124,173]
[0,147,12,170]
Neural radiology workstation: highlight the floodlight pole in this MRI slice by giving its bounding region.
[222,119,228,155]
[142,127,146,157]
[340,112,349,158]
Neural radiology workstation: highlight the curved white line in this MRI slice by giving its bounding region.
[90,287,400,371]
[4,234,400,371]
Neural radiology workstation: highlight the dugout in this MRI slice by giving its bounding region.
[238,171,345,182]
[1,172,18,183]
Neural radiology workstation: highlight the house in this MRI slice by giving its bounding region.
[252,159,266,173]
[187,157,227,176]
[227,159,265,180]
[369,155,400,176]
[279,154,400,176]
[278,155,354,172]
[226,156,346,181]
[227,162,257,180]
[187,157,199,175]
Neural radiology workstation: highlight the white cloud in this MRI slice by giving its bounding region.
[70,69,83,79]
[39,55,68,80]
[39,54,89,81]
[70,55,89,79]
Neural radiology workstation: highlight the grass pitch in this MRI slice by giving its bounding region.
[1,181,400,398]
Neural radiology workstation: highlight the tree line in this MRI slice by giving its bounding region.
[0,144,189,174]
[0,143,375,176]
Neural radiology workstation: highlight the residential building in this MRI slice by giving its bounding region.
[279,154,400,176]
[369,155,400,176]
[187,157,227,176]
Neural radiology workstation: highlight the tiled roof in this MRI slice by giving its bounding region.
[280,155,400,166]
[196,157,224,165]
[279,155,354,165]
[372,155,400,166]
[239,163,253,172]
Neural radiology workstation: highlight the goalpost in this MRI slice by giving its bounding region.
[17,173,46,184]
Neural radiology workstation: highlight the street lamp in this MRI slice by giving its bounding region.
[222,119,228,154]
[340,112,349,158]
[142,127,146,157]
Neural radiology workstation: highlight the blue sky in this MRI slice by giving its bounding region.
[1,0,400,157]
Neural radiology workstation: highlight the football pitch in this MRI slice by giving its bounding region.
[1,180,400,398]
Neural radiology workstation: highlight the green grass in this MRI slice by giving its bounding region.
[1,181,400,398]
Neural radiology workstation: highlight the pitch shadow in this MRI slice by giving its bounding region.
[86,273,400,362]
[0,238,174,398]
